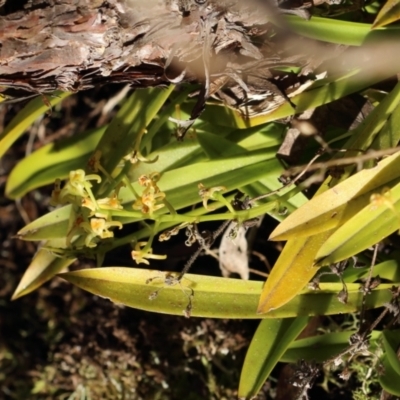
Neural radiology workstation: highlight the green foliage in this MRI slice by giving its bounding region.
[4,3,400,399]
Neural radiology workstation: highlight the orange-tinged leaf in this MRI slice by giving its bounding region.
[373,0,400,29]
[257,230,334,313]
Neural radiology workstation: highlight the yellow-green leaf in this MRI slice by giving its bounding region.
[6,126,105,199]
[315,180,400,266]
[270,152,400,241]
[12,240,74,299]
[0,92,70,159]
[373,0,400,29]
[58,267,394,318]
[258,230,334,313]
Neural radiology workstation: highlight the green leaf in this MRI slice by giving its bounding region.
[315,179,400,266]
[238,317,309,399]
[285,15,400,45]
[11,241,75,299]
[196,132,245,158]
[6,127,105,199]
[93,86,175,190]
[380,330,400,396]
[59,267,395,318]
[380,355,400,396]
[281,330,382,363]
[342,259,400,283]
[382,330,400,376]
[16,205,72,241]
[0,91,70,159]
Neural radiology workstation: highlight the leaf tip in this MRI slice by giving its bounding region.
[256,304,275,314]
[11,284,28,300]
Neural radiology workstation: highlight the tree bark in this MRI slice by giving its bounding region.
[0,0,315,116]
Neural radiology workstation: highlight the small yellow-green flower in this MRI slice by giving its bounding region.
[131,241,167,265]
[52,169,101,207]
[123,148,159,165]
[97,194,123,211]
[198,183,226,210]
[82,193,123,218]
[133,173,166,215]
[80,217,122,248]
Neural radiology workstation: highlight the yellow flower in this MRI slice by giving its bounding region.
[123,150,159,165]
[52,169,101,206]
[133,173,166,215]
[82,192,123,219]
[138,172,161,187]
[198,183,226,210]
[80,217,122,248]
[131,241,167,265]
[97,194,123,211]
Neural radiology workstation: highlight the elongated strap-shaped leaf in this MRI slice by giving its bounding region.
[270,152,400,240]
[59,267,394,318]
[380,356,400,396]
[258,229,335,313]
[285,15,400,45]
[315,179,400,266]
[342,259,400,283]
[281,330,382,363]
[382,330,400,375]
[0,91,70,159]
[6,127,106,199]
[372,0,400,29]
[238,317,309,399]
[12,241,75,299]
[380,330,400,396]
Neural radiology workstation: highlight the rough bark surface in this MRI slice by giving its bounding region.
[0,0,315,115]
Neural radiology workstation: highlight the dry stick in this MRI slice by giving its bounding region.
[358,244,380,333]
[250,145,400,212]
[248,150,324,205]
[174,219,231,282]
[286,146,400,177]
